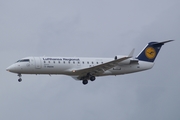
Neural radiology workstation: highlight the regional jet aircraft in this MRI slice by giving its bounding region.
[6,40,174,85]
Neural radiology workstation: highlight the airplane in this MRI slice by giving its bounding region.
[6,40,174,85]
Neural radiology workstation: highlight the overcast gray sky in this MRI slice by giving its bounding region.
[0,0,180,120]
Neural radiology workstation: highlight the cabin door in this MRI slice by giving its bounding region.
[34,57,42,69]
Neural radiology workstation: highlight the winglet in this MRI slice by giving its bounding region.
[128,48,135,57]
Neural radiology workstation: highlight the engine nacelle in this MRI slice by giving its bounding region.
[114,55,125,60]
[114,55,131,65]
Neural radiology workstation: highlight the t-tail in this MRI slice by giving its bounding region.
[136,40,174,62]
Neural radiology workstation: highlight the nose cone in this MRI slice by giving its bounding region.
[6,65,13,72]
[6,64,18,73]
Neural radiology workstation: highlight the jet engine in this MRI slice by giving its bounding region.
[114,55,131,65]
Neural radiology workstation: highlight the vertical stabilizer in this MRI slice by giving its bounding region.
[136,40,174,62]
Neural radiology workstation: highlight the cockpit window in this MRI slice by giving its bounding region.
[16,59,30,62]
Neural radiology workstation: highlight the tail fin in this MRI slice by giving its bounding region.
[136,40,174,62]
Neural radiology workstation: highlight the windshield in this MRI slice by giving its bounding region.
[16,59,30,63]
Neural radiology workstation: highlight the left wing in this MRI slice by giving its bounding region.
[72,54,133,80]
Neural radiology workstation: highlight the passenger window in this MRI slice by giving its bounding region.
[54,61,55,63]
[96,62,98,64]
[68,61,70,64]
[82,61,84,64]
[49,61,50,63]
[58,61,60,64]
[73,61,75,64]
[44,61,46,63]
[63,61,65,64]
[87,62,89,64]
[92,62,93,64]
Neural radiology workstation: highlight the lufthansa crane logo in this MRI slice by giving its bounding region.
[145,47,156,59]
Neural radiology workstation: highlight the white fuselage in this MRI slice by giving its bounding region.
[7,57,154,78]
[6,40,173,84]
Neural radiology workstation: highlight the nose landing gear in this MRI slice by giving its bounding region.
[18,73,22,82]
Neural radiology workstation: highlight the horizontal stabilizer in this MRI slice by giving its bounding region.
[150,40,174,46]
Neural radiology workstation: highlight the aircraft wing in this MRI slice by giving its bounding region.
[72,56,131,80]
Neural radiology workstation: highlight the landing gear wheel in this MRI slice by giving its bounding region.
[18,78,22,82]
[82,80,88,85]
[17,73,22,82]
[90,76,96,81]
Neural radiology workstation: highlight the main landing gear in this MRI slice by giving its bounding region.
[82,80,88,85]
[82,76,96,85]
[90,76,95,81]
[18,73,22,82]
